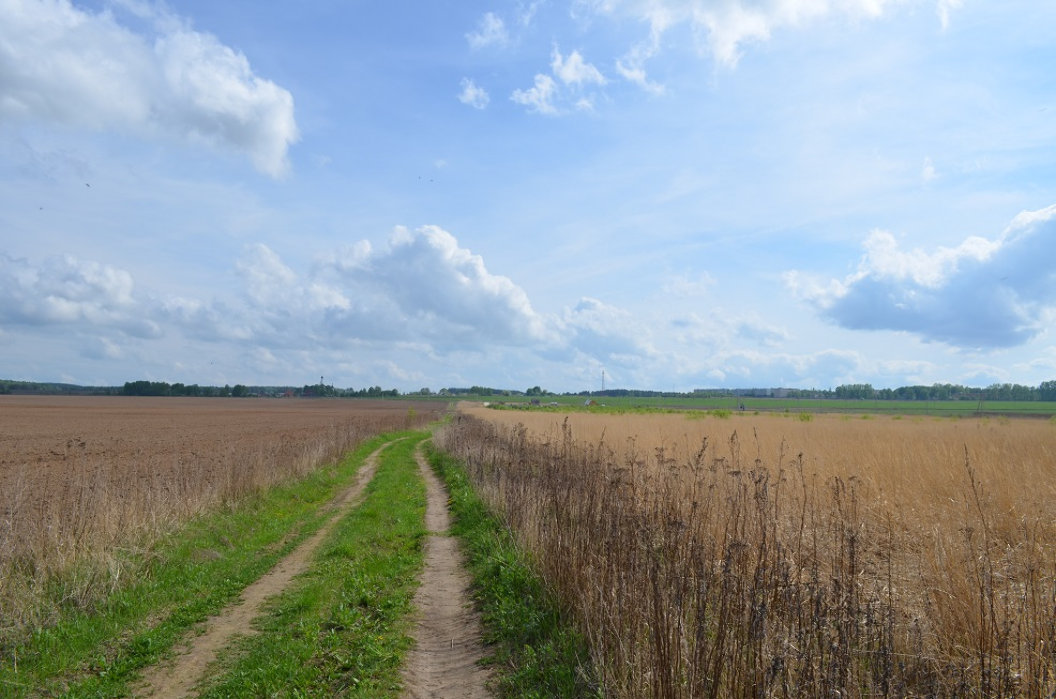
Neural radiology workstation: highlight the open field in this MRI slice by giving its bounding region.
[441,405,1056,696]
[468,393,1056,418]
[0,396,446,642]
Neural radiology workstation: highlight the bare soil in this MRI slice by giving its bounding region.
[0,396,438,490]
[135,440,396,698]
[400,446,492,698]
[0,395,444,566]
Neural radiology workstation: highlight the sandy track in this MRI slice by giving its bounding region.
[401,446,492,698]
[136,440,397,698]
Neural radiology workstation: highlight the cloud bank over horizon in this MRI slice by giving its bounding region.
[4,205,1053,390]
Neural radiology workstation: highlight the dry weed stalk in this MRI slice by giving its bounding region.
[436,412,1056,698]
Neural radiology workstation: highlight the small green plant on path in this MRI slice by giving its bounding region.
[0,432,407,698]
[425,444,600,698]
[196,432,429,697]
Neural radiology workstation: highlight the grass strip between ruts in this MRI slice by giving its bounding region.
[0,431,413,698]
[194,432,429,697]
[425,443,600,698]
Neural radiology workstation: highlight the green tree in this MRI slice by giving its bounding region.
[1039,380,1056,401]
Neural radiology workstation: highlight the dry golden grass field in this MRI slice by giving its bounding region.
[0,396,445,635]
[443,405,1056,697]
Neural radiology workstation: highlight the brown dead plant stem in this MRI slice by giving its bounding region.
[435,413,1056,698]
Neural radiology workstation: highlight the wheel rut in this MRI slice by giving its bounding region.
[400,446,492,698]
[135,440,397,698]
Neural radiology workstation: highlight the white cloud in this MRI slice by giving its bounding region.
[551,47,606,86]
[237,244,298,306]
[363,226,552,345]
[580,0,961,67]
[0,228,531,365]
[558,297,655,360]
[788,204,1056,348]
[922,156,937,182]
[669,310,788,350]
[0,0,298,176]
[615,56,665,94]
[937,0,963,29]
[512,47,606,115]
[662,272,716,297]
[517,0,544,26]
[466,11,509,49]
[458,78,490,109]
[0,252,159,338]
[511,74,559,114]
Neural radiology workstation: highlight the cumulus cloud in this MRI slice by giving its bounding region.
[466,11,509,49]
[551,48,606,86]
[511,74,559,114]
[458,78,490,109]
[0,226,561,362]
[558,297,655,360]
[356,226,552,345]
[788,204,1056,348]
[286,226,550,349]
[0,0,298,176]
[0,252,159,338]
[512,46,605,115]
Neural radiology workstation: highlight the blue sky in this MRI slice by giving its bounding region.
[2,0,1055,392]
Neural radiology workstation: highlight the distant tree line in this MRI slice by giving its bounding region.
[300,383,399,398]
[440,386,504,396]
[829,382,1056,402]
[0,380,115,395]
[118,381,399,398]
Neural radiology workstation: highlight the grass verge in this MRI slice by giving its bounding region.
[195,432,429,696]
[425,443,599,698]
[0,432,409,698]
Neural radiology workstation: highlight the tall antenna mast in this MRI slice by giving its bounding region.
[601,369,605,392]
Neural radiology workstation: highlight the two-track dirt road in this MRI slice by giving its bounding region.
[135,437,491,697]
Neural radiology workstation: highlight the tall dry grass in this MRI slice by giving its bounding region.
[0,400,442,642]
[437,409,1056,697]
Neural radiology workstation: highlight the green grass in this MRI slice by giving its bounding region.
[196,432,429,697]
[425,444,599,698]
[0,432,411,698]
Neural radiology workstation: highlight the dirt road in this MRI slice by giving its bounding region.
[136,440,396,698]
[400,446,492,698]
[134,437,491,697]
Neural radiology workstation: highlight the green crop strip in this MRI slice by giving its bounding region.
[195,432,429,697]
[425,444,599,698]
[0,432,408,698]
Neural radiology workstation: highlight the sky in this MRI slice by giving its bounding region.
[2,0,1055,393]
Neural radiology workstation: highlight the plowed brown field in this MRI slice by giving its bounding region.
[1,396,435,479]
[0,395,445,631]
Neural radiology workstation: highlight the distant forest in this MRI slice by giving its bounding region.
[1,378,1054,401]
[0,379,398,398]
